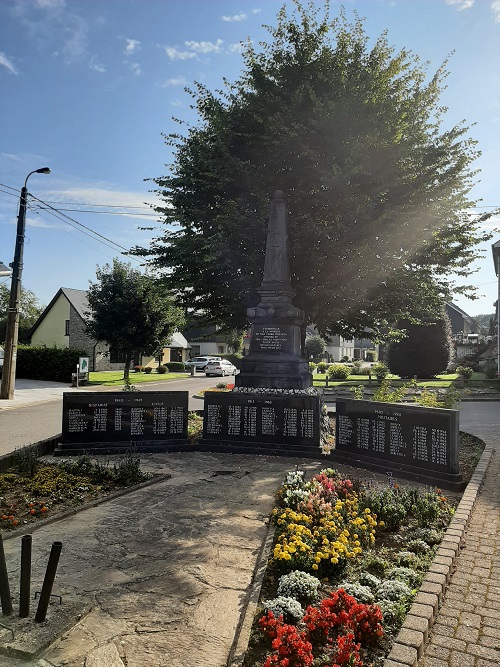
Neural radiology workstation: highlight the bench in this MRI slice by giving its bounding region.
[71,372,88,387]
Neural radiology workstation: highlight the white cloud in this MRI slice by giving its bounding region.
[185,39,223,54]
[164,46,197,61]
[491,0,500,22]
[222,12,247,22]
[43,183,159,222]
[34,0,66,8]
[445,0,474,10]
[171,100,183,107]
[0,52,18,75]
[89,55,105,73]
[228,42,245,53]
[163,76,188,86]
[251,8,262,14]
[129,62,142,76]
[124,38,141,54]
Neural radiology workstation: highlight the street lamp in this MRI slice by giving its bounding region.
[493,240,500,379]
[0,167,51,400]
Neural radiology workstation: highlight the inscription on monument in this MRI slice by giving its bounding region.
[252,325,289,352]
[62,392,189,443]
[202,392,321,447]
[335,400,459,474]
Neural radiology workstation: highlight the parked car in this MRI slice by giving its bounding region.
[0,346,3,378]
[205,359,238,377]
[185,356,222,371]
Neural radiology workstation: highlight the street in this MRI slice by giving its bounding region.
[0,374,226,457]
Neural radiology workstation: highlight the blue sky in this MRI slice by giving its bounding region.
[0,0,499,318]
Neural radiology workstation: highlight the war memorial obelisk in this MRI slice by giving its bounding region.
[201,191,322,457]
[236,190,312,389]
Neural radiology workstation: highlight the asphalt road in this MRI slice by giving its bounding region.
[0,374,226,457]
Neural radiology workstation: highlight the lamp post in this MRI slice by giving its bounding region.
[493,240,500,379]
[0,168,51,400]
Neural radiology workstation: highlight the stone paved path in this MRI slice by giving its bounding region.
[417,423,500,667]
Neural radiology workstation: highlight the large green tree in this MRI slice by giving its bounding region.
[0,285,44,343]
[85,260,184,380]
[139,2,494,340]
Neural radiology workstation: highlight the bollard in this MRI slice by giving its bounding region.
[35,541,62,623]
[190,364,196,376]
[19,535,32,618]
[0,534,12,616]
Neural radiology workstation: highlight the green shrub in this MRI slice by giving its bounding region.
[309,361,316,373]
[327,363,350,380]
[144,366,152,374]
[484,362,497,379]
[157,365,168,374]
[365,350,377,362]
[456,365,473,379]
[15,345,89,382]
[166,361,185,371]
[387,307,453,378]
[317,361,327,374]
[371,362,389,381]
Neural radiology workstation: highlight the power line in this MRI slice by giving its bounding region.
[28,194,135,255]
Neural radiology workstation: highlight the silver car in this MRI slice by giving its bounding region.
[185,356,221,371]
[205,359,237,377]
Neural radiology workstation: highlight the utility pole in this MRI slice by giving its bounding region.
[0,168,51,400]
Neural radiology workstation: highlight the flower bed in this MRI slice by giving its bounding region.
[244,467,457,666]
[0,449,152,532]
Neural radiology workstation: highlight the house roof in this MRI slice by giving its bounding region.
[28,287,89,338]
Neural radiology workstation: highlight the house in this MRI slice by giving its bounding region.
[28,287,190,371]
[445,302,487,341]
[183,325,233,357]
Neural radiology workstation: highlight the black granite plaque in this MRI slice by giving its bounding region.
[62,392,188,443]
[202,391,321,448]
[335,400,459,475]
[251,325,291,354]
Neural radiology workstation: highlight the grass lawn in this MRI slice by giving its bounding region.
[312,372,499,391]
[87,371,190,386]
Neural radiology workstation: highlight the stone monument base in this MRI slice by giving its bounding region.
[236,354,312,389]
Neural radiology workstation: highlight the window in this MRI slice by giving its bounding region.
[217,345,226,354]
[110,347,127,364]
[190,345,200,356]
[65,320,70,336]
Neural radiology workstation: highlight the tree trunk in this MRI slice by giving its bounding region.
[123,353,132,381]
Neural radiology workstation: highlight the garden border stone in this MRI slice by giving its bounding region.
[382,442,494,666]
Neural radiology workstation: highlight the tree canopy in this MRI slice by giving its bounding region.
[85,259,184,379]
[0,285,44,344]
[140,1,494,340]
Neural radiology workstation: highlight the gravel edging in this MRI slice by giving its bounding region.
[383,442,495,667]
[225,443,495,667]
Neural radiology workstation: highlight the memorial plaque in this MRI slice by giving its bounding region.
[62,391,189,444]
[202,391,321,448]
[334,400,460,482]
[251,325,291,354]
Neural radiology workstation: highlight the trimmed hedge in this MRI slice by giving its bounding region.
[166,361,185,372]
[15,345,89,382]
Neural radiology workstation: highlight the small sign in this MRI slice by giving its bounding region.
[79,357,90,373]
